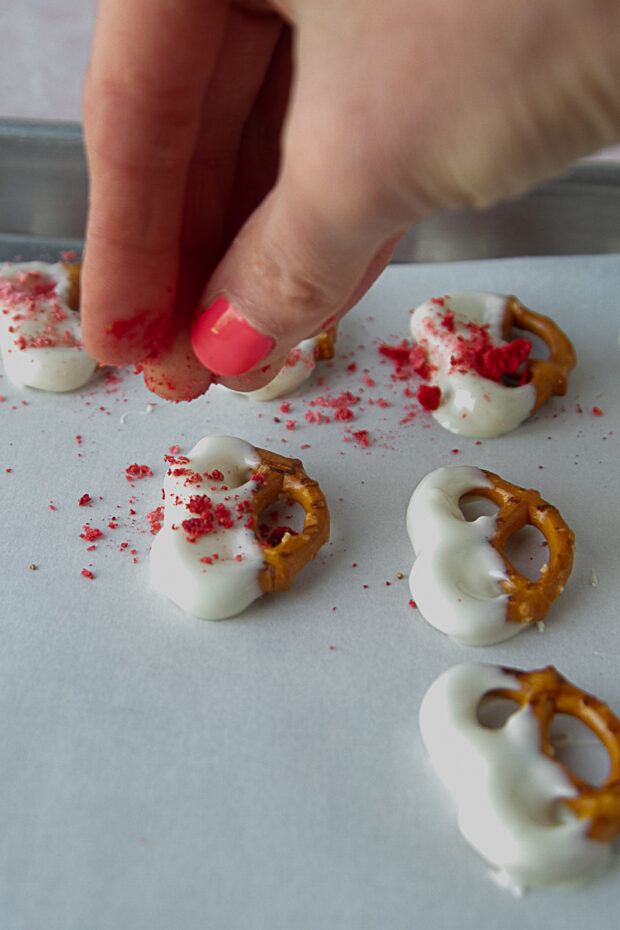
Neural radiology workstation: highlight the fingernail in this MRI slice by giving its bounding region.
[191,296,273,376]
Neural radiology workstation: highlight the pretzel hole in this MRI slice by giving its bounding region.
[503,525,548,582]
[459,495,499,522]
[258,497,305,547]
[476,695,521,730]
[549,714,611,787]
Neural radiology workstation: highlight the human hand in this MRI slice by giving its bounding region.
[81,0,620,400]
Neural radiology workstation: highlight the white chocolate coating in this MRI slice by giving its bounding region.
[419,664,611,892]
[0,261,97,391]
[149,436,267,620]
[410,292,536,438]
[232,337,320,401]
[407,466,517,646]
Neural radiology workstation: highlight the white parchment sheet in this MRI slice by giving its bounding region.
[1,255,619,930]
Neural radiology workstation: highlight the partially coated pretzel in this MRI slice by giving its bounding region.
[252,448,330,593]
[0,259,95,392]
[461,470,575,628]
[501,295,576,413]
[483,666,620,842]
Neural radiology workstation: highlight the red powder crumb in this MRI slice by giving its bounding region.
[409,600,417,609]
[80,525,103,542]
[279,401,291,414]
[378,340,413,379]
[416,384,441,411]
[146,507,164,536]
[81,569,94,580]
[351,429,370,448]
[126,463,152,481]
[450,324,531,383]
[78,494,92,507]
[285,420,296,430]
[592,406,604,416]
[440,311,455,331]
[168,444,180,454]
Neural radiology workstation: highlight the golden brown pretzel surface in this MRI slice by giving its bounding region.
[64,261,81,311]
[315,323,338,361]
[484,666,620,842]
[251,448,330,593]
[461,470,575,627]
[502,296,576,412]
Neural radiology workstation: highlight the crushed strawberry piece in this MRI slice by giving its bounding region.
[417,384,441,411]
[126,463,152,480]
[80,525,103,542]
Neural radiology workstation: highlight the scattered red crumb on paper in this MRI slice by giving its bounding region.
[80,525,103,542]
[125,463,153,480]
[81,569,94,580]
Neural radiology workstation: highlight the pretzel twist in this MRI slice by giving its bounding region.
[252,448,330,593]
[502,296,577,413]
[462,471,575,627]
[483,666,620,842]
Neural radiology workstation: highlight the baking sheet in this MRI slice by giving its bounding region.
[2,118,620,260]
[1,244,619,928]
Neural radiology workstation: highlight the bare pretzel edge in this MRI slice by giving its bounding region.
[251,448,330,593]
[481,666,620,842]
[63,261,81,311]
[502,296,577,413]
[461,471,575,627]
[315,323,338,361]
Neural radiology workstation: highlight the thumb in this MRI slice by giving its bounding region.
[190,156,409,390]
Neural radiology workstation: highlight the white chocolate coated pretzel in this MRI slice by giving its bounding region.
[0,261,96,391]
[149,436,329,620]
[230,324,338,401]
[419,664,620,891]
[407,466,574,645]
[409,291,576,438]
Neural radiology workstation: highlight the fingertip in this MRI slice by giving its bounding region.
[141,331,214,402]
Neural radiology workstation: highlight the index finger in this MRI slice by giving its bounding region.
[81,0,228,365]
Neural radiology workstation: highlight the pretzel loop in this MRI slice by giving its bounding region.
[502,296,577,412]
[483,667,620,842]
[461,470,575,626]
[252,448,330,593]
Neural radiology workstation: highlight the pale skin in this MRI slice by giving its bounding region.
[81,0,620,400]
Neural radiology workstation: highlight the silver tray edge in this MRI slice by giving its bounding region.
[1,118,619,261]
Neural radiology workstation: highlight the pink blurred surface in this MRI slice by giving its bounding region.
[1,0,618,167]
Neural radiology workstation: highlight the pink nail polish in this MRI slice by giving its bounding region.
[191,296,273,376]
